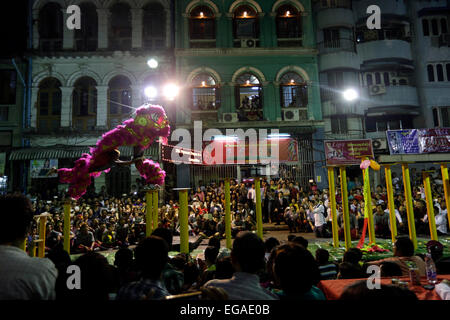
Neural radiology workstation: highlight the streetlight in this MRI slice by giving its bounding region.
[144,86,158,100]
[147,58,158,69]
[163,84,180,101]
[343,88,359,101]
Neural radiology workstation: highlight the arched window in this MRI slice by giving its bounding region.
[37,78,61,132]
[437,64,444,81]
[427,65,435,82]
[431,19,439,36]
[276,5,302,46]
[191,74,220,110]
[109,2,132,50]
[422,19,430,36]
[39,2,63,51]
[441,18,448,34]
[143,3,166,49]
[75,2,98,51]
[366,74,373,86]
[235,73,263,121]
[189,6,215,48]
[72,77,97,131]
[233,5,259,46]
[108,76,132,128]
[279,72,308,108]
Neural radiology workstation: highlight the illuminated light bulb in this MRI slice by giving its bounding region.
[200,12,204,17]
[201,81,206,87]
[290,79,295,83]
[246,80,250,85]
[243,11,248,17]
[286,11,290,16]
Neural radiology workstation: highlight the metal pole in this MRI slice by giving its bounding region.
[441,164,450,231]
[63,199,71,254]
[255,177,263,239]
[225,178,232,249]
[339,167,352,250]
[423,172,438,240]
[362,157,376,245]
[145,190,153,237]
[401,163,417,249]
[327,167,339,248]
[178,189,189,254]
[384,165,397,243]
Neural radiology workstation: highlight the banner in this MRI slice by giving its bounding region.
[387,128,450,154]
[324,140,374,165]
[30,159,58,178]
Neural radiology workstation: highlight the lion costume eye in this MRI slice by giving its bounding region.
[136,116,148,127]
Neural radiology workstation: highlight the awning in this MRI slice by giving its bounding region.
[9,145,159,161]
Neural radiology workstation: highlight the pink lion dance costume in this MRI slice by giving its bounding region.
[58,104,170,199]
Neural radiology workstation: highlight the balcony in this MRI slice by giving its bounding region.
[357,39,412,62]
[318,39,360,71]
[361,85,420,109]
[317,3,354,29]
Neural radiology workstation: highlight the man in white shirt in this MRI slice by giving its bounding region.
[423,202,448,235]
[308,201,327,238]
[0,195,57,300]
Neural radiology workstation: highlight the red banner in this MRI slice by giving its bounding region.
[324,139,374,166]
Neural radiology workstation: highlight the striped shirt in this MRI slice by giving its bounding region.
[116,278,169,300]
[205,272,279,300]
[319,263,338,280]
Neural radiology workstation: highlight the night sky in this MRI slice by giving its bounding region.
[0,1,28,58]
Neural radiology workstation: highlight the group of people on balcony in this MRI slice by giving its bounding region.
[237,95,263,121]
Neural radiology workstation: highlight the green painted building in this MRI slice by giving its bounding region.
[173,0,326,188]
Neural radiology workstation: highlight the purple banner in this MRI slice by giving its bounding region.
[387,128,450,154]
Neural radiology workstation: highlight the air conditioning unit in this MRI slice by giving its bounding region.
[283,108,300,121]
[372,138,387,151]
[222,113,238,123]
[369,85,386,95]
[241,39,257,48]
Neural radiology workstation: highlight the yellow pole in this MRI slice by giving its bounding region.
[339,167,352,250]
[327,167,339,248]
[146,190,153,237]
[179,189,189,254]
[362,157,376,245]
[225,178,232,249]
[63,199,71,254]
[152,190,159,230]
[19,239,26,252]
[37,215,48,258]
[255,177,263,240]
[401,163,417,249]
[441,164,450,231]
[384,165,397,243]
[423,172,438,240]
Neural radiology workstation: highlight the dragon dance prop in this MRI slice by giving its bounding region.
[57,104,170,199]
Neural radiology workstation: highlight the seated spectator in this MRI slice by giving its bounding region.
[290,236,308,249]
[117,236,170,300]
[114,247,138,287]
[264,237,280,262]
[204,231,278,300]
[426,240,450,274]
[182,262,201,292]
[200,246,220,285]
[368,236,426,277]
[316,248,338,280]
[215,257,234,280]
[340,280,417,300]
[337,262,365,279]
[380,261,403,277]
[273,243,326,300]
[74,223,101,253]
[343,248,363,267]
[0,194,57,299]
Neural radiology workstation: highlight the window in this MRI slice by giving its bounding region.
[431,19,439,36]
[233,5,258,42]
[108,76,132,129]
[383,72,390,86]
[441,18,448,34]
[37,78,61,132]
[365,116,413,132]
[143,3,166,49]
[39,2,63,51]
[189,6,215,48]
[323,28,340,48]
[75,3,98,51]
[433,108,439,127]
[447,64,450,81]
[427,65,435,82]
[279,72,308,108]
[72,77,97,131]
[276,5,302,46]
[375,72,381,84]
[366,74,373,86]
[235,73,263,121]
[331,116,347,134]
[443,107,450,127]
[0,70,16,105]
[191,74,220,111]
[437,64,444,81]
[422,19,430,36]
[328,71,344,88]
[109,3,132,50]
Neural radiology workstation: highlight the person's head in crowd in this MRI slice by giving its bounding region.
[315,248,331,266]
[287,234,296,242]
[215,257,235,279]
[183,262,200,290]
[0,194,34,246]
[380,261,403,277]
[152,227,173,250]
[231,231,265,274]
[343,248,363,265]
[114,247,134,270]
[204,246,219,267]
[208,237,220,249]
[264,237,280,254]
[340,280,417,300]
[337,262,365,279]
[134,236,169,280]
[291,236,308,249]
[72,252,118,300]
[393,236,415,257]
[426,240,444,262]
[272,243,320,297]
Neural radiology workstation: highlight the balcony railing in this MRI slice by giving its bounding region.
[277,38,303,47]
[317,38,356,53]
